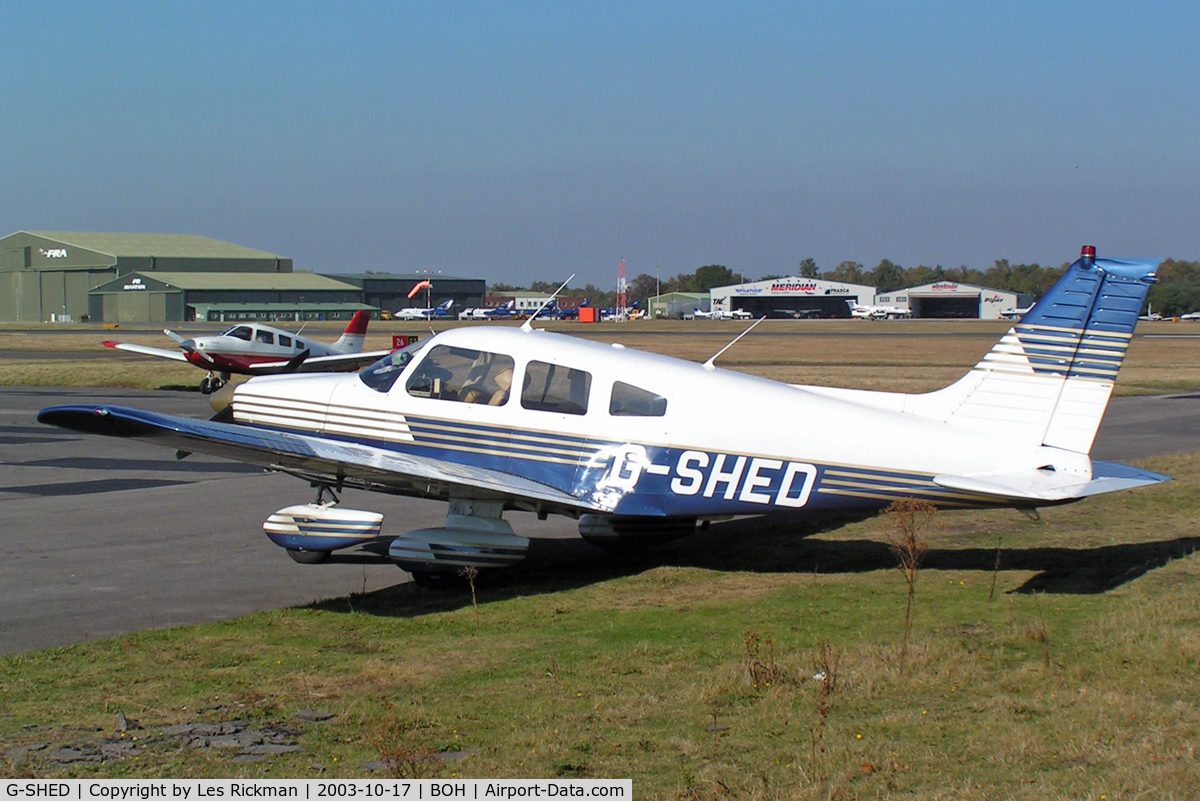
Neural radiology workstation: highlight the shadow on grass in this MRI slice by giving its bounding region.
[307,513,1200,618]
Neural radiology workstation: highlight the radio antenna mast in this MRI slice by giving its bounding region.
[522,274,576,331]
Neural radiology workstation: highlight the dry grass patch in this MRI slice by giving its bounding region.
[5,322,1200,397]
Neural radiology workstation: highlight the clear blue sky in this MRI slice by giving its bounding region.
[3,1,1198,286]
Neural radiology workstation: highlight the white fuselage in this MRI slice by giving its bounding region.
[230,326,1090,518]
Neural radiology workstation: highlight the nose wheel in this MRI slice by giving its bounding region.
[199,373,228,394]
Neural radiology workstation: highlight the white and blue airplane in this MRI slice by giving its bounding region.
[39,246,1169,583]
[394,298,455,321]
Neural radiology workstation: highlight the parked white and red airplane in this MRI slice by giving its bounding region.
[46,247,1169,584]
[103,311,392,393]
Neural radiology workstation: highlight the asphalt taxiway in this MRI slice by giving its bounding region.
[0,387,585,655]
[2,386,1198,655]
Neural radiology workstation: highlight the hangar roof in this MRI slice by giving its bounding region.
[903,281,1019,297]
[332,272,478,282]
[91,271,359,292]
[19,231,286,260]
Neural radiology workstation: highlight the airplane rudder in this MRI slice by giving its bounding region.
[1017,247,1159,334]
[344,310,371,336]
[933,247,1157,450]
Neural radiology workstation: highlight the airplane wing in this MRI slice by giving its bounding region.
[103,341,189,362]
[37,404,595,515]
[247,349,395,375]
[933,461,1170,503]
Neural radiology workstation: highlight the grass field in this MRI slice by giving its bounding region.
[3,321,1200,796]
[4,318,1200,394]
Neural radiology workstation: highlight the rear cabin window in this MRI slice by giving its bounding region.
[405,345,515,405]
[521,361,591,415]
[279,334,292,347]
[609,382,667,416]
[255,330,274,345]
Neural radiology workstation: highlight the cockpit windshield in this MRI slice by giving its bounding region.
[359,338,429,392]
[222,326,253,341]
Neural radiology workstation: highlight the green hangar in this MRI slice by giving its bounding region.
[87,271,369,324]
[0,231,368,323]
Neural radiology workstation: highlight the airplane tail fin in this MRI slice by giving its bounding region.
[332,310,371,353]
[907,246,1159,454]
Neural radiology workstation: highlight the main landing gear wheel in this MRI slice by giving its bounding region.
[287,548,330,564]
[409,571,455,588]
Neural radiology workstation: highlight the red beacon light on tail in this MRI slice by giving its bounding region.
[1081,245,1096,266]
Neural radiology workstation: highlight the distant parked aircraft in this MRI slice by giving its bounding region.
[1000,305,1035,320]
[103,311,390,394]
[847,300,911,319]
[394,299,455,321]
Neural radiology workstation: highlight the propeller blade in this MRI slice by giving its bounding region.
[163,329,186,344]
[179,339,214,363]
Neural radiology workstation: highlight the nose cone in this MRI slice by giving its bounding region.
[180,339,214,363]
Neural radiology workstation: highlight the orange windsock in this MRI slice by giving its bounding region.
[407,280,432,299]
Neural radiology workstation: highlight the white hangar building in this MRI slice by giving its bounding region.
[711,276,878,319]
[875,281,1036,319]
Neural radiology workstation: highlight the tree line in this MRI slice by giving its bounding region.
[493,258,1200,316]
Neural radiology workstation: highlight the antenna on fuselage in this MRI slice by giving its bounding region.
[703,317,766,370]
[521,274,576,332]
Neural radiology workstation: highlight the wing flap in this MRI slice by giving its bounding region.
[37,405,594,513]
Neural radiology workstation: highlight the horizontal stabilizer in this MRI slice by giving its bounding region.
[934,460,1171,503]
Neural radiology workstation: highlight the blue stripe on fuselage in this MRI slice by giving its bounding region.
[245,413,997,517]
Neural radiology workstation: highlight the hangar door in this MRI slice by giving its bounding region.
[909,295,979,319]
[733,296,860,319]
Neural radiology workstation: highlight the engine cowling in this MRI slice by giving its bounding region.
[264,504,384,553]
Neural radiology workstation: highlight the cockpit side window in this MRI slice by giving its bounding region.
[405,345,515,405]
[522,361,591,415]
[255,329,275,345]
[226,326,253,341]
[359,339,428,393]
[609,382,667,416]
